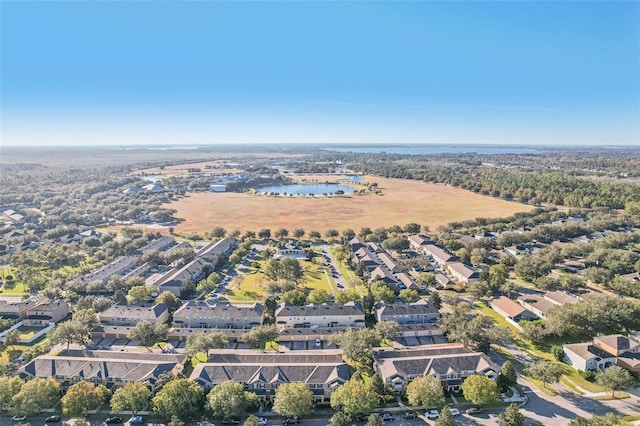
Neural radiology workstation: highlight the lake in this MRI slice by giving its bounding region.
[258,183,355,196]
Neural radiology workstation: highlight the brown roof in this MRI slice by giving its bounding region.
[490,296,527,318]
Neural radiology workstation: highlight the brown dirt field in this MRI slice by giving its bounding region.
[165,176,534,234]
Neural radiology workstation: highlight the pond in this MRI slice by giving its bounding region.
[338,175,364,183]
[257,183,355,196]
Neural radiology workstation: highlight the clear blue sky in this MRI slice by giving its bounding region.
[1,1,638,146]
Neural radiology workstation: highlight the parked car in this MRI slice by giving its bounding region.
[128,416,144,425]
[465,407,483,415]
[221,418,240,425]
[425,410,439,420]
[380,414,394,421]
[45,416,61,423]
[449,408,460,416]
[400,412,417,420]
[283,417,299,425]
[257,418,268,425]
[12,416,26,422]
[105,417,123,424]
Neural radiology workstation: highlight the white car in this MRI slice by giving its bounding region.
[257,418,268,425]
[449,408,460,416]
[425,410,439,419]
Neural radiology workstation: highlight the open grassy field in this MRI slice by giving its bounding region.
[165,176,534,234]
[226,257,332,302]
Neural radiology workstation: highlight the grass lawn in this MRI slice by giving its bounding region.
[593,392,630,401]
[228,256,332,302]
[0,282,29,295]
[476,302,608,394]
[17,325,47,339]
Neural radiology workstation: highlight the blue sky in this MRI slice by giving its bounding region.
[1,1,638,146]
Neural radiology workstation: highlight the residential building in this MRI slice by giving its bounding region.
[77,256,139,285]
[422,244,457,266]
[375,299,440,324]
[408,235,431,251]
[172,302,263,329]
[373,343,499,392]
[564,334,640,372]
[190,349,350,402]
[445,262,480,284]
[489,296,538,326]
[98,303,169,327]
[274,302,365,329]
[20,350,185,389]
[23,300,70,326]
[0,297,41,319]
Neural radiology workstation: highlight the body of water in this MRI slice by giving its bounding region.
[327,145,541,155]
[339,175,364,183]
[258,183,355,196]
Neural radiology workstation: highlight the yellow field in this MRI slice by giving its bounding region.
[165,175,533,234]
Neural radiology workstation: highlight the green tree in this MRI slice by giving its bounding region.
[595,365,635,397]
[152,379,204,420]
[0,376,22,412]
[307,288,329,304]
[240,324,279,349]
[62,381,109,415]
[72,308,99,330]
[128,320,169,348]
[525,361,562,388]
[258,229,271,239]
[49,320,89,350]
[368,374,389,403]
[461,375,500,407]
[280,289,307,305]
[330,378,378,417]
[330,328,380,367]
[244,415,260,426]
[429,291,442,309]
[211,227,227,239]
[435,407,453,426]
[406,375,445,408]
[399,289,420,303]
[366,413,384,426]
[489,264,509,288]
[551,345,565,362]
[272,382,314,417]
[499,404,525,426]
[207,380,255,419]
[293,229,305,239]
[12,377,61,416]
[330,411,352,426]
[374,321,401,343]
[155,291,183,314]
[4,329,20,351]
[186,331,229,355]
[110,382,152,415]
[371,281,395,304]
[497,361,517,389]
[127,286,153,303]
[274,228,289,240]
[417,272,437,289]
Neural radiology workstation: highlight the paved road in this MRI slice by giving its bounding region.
[319,245,348,291]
